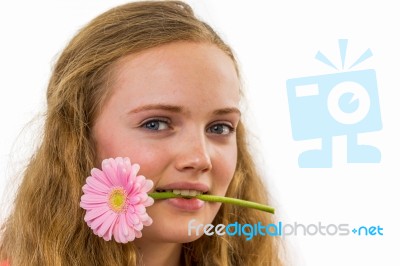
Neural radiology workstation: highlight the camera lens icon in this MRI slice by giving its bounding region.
[286,69,382,167]
[327,81,371,125]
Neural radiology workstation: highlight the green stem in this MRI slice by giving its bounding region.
[148,192,274,214]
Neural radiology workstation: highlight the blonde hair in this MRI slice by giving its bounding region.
[1,1,284,265]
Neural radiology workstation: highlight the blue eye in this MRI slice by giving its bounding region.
[142,119,169,131]
[207,124,234,135]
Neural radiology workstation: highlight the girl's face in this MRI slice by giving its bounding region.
[93,42,240,244]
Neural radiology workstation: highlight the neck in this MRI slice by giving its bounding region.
[135,240,182,266]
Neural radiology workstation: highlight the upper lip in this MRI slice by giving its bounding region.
[155,182,209,193]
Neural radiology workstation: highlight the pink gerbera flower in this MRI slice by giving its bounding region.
[80,157,154,243]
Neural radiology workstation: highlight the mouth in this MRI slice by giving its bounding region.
[155,189,208,197]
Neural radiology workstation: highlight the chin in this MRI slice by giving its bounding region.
[137,223,205,244]
[139,202,219,243]
[169,232,205,244]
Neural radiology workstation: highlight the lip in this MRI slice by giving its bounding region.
[155,182,210,193]
[166,198,205,211]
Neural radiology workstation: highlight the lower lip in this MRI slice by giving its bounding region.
[166,197,205,211]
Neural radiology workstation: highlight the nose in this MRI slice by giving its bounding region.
[174,131,212,173]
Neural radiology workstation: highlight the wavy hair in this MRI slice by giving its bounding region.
[0,1,284,265]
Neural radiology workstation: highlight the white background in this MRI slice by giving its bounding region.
[1,1,399,265]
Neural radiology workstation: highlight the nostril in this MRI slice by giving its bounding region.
[175,155,212,172]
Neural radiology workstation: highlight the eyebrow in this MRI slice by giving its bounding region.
[128,104,241,116]
[128,104,183,114]
[212,107,241,116]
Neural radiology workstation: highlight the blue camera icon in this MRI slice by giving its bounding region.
[286,69,382,168]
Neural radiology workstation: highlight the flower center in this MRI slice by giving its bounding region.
[108,187,128,213]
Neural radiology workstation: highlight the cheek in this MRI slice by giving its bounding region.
[132,147,170,182]
[95,133,171,184]
[214,144,237,190]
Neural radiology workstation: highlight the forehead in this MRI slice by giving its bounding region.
[106,42,241,107]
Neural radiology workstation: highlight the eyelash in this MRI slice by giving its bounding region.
[140,118,170,131]
[140,119,235,135]
[207,123,235,135]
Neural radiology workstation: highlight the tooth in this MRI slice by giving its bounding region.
[171,189,204,196]
[173,189,181,195]
[180,190,190,196]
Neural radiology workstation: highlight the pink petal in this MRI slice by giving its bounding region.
[133,222,143,231]
[102,159,119,186]
[115,157,124,165]
[103,217,117,241]
[134,192,148,202]
[134,204,145,214]
[109,157,118,170]
[138,213,150,222]
[91,168,113,187]
[86,176,110,193]
[81,194,107,204]
[84,205,110,222]
[118,218,128,243]
[113,217,121,243]
[122,157,132,173]
[136,175,145,187]
[130,163,140,178]
[127,226,136,242]
[120,214,129,237]
[134,229,142,238]
[128,195,141,205]
[90,168,112,187]
[82,184,106,195]
[97,212,117,238]
[142,216,153,226]
[116,158,129,187]
[126,165,140,194]
[139,179,154,193]
[126,211,140,225]
[90,210,115,231]
[129,176,144,194]
[80,201,107,210]
[142,196,154,207]
[129,182,141,195]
